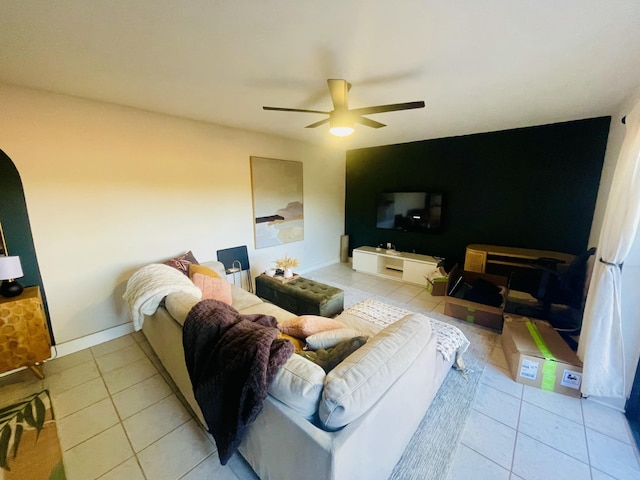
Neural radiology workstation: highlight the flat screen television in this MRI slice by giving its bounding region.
[376,192,443,232]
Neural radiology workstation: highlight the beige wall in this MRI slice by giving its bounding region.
[0,84,345,344]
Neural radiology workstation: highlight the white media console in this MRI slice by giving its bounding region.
[351,246,441,286]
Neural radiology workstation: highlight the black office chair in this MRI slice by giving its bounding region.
[529,247,596,347]
[216,245,253,293]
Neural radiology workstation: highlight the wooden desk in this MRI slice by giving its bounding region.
[464,244,575,273]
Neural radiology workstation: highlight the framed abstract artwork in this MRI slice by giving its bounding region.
[250,157,304,249]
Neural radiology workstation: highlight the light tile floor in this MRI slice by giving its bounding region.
[0,262,638,479]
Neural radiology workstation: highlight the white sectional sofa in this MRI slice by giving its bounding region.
[130,260,464,480]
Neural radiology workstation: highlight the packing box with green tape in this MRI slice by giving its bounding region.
[426,266,449,296]
[443,268,508,332]
[426,277,448,296]
[501,315,583,397]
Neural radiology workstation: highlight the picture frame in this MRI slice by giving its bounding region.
[0,221,6,256]
[250,156,304,249]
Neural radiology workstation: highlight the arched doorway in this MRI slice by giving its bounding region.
[0,149,54,344]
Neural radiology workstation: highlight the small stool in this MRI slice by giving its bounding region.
[255,275,344,317]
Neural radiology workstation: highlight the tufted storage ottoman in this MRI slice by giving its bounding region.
[255,275,344,317]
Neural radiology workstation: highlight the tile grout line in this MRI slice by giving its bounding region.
[93,344,142,480]
[581,397,594,480]
[91,340,150,480]
[457,370,516,476]
[125,333,215,480]
[455,441,512,477]
[509,389,525,476]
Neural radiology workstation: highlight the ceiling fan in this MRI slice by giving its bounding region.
[262,79,425,136]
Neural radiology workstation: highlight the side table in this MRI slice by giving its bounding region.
[0,286,51,379]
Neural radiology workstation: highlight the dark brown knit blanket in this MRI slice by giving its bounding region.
[182,299,294,465]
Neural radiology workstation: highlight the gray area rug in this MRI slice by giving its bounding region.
[317,276,495,480]
[389,337,489,480]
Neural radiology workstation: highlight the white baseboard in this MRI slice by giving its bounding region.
[297,258,343,274]
[52,322,135,358]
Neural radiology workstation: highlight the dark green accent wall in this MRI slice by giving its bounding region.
[345,117,611,269]
[0,149,54,344]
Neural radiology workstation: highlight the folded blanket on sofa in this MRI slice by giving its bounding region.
[123,263,202,330]
[183,299,294,464]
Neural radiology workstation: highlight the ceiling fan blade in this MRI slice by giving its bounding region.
[355,116,386,129]
[350,101,425,116]
[327,79,349,111]
[305,118,330,128]
[263,106,330,114]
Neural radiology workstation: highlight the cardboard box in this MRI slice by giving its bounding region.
[501,315,583,397]
[444,268,508,332]
[426,277,448,296]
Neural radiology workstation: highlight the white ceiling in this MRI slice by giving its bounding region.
[2,1,640,150]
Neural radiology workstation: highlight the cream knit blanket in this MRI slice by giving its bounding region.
[123,263,202,330]
[343,299,470,365]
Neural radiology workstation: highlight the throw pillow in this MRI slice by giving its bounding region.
[191,272,232,305]
[163,251,199,276]
[189,263,221,279]
[278,315,346,339]
[297,336,368,373]
[278,333,305,352]
[305,328,365,350]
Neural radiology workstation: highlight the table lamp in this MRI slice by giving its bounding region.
[0,256,24,297]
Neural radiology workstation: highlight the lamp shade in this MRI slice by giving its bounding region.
[0,256,24,281]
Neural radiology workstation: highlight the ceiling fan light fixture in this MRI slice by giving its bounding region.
[262,79,425,136]
[329,125,354,137]
[329,111,354,136]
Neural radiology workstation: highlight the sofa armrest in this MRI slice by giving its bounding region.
[200,260,228,278]
[319,313,433,429]
[164,291,201,326]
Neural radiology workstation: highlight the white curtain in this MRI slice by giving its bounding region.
[578,101,640,399]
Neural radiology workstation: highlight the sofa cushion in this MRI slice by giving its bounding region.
[305,328,366,350]
[318,313,433,430]
[230,285,264,311]
[267,354,326,418]
[191,273,232,305]
[239,302,297,323]
[278,315,346,339]
[165,291,201,326]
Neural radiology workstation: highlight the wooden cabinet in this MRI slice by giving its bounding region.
[352,246,441,286]
[464,247,488,273]
[0,286,51,378]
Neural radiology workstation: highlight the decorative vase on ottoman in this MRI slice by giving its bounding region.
[284,268,294,279]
